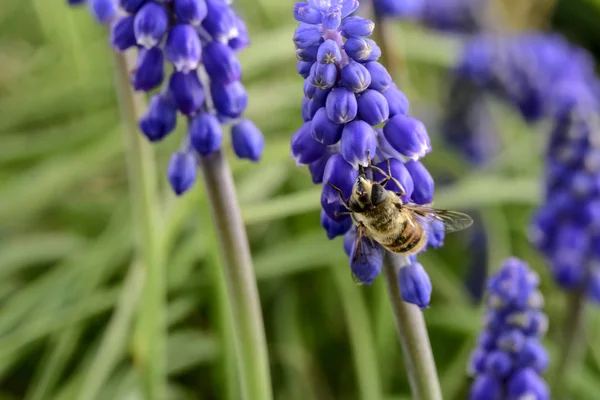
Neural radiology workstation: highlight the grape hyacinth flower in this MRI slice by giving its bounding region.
[291,0,441,307]
[468,258,549,400]
[69,0,263,195]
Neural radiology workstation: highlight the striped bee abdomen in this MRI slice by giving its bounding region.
[384,219,427,255]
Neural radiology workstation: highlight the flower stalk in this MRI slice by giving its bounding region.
[382,253,442,400]
[198,150,273,400]
[113,51,167,400]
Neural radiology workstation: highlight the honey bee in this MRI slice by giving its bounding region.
[327,160,473,261]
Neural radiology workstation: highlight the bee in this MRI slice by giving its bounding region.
[327,159,473,261]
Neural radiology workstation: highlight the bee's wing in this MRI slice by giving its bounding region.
[401,204,474,233]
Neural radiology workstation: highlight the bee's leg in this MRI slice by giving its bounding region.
[327,182,352,211]
[375,159,407,198]
[334,211,353,218]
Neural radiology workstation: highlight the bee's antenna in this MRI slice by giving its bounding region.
[358,164,366,177]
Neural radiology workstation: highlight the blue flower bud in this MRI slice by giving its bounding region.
[168,151,197,195]
[357,89,389,126]
[211,80,248,119]
[343,229,355,256]
[165,24,202,73]
[345,38,381,62]
[308,151,332,184]
[189,113,222,156]
[311,63,337,89]
[293,2,323,25]
[291,122,328,165]
[169,71,205,115]
[326,88,358,124]
[373,159,414,201]
[231,119,264,162]
[321,190,349,222]
[297,61,314,78]
[485,351,512,378]
[110,16,136,52]
[322,6,342,30]
[404,160,434,204]
[203,0,237,42]
[322,153,357,203]
[296,45,320,62]
[341,0,359,17]
[497,329,525,353]
[468,349,487,375]
[340,120,377,168]
[321,209,352,239]
[139,94,177,142]
[364,61,391,92]
[426,218,445,249]
[302,97,315,122]
[517,339,549,373]
[384,84,410,116]
[293,23,323,49]
[507,368,550,400]
[134,2,168,48]
[229,17,250,51]
[382,115,431,160]
[469,375,502,400]
[203,42,242,84]
[340,62,371,93]
[588,266,600,303]
[317,40,342,64]
[131,47,164,91]
[119,0,145,13]
[174,0,208,26]
[398,262,432,308]
[349,238,384,285]
[68,0,86,5]
[89,0,117,24]
[340,16,374,38]
[312,107,343,144]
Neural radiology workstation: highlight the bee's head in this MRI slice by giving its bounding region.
[350,175,387,211]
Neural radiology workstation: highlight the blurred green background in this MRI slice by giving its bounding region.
[3,0,600,399]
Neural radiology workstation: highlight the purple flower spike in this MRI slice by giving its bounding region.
[469,375,503,400]
[308,152,333,184]
[404,160,434,205]
[119,0,145,14]
[317,39,343,64]
[169,71,205,115]
[365,62,392,92]
[373,159,414,201]
[139,94,177,142]
[340,16,375,38]
[340,120,377,168]
[190,113,223,156]
[311,63,337,89]
[384,84,410,116]
[320,209,352,239]
[174,0,208,26]
[294,23,323,49]
[357,89,389,126]
[131,47,164,91]
[110,16,136,52]
[297,61,315,78]
[134,2,168,48]
[203,0,238,42]
[291,122,328,165]
[341,0,359,17]
[89,0,117,24]
[296,45,320,62]
[203,42,242,84]
[326,88,358,124]
[322,6,342,30]
[398,262,432,308]
[507,369,550,400]
[229,17,250,51]
[348,230,384,285]
[322,154,357,203]
[382,115,431,160]
[211,80,248,119]
[312,107,343,144]
[340,62,372,93]
[231,119,265,162]
[345,38,381,62]
[293,2,323,24]
[168,151,197,196]
[165,24,202,73]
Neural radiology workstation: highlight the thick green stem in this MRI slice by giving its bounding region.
[113,52,166,400]
[551,289,586,399]
[382,253,443,400]
[198,150,273,400]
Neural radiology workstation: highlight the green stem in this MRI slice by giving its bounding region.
[551,289,587,399]
[113,52,166,400]
[382,253,442,400]
[198,150,273,400]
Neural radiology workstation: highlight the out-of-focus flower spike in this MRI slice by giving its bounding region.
[398,262,432,308]
[168,151,197,195]
[190,113,223,156]
[139,94,177,142]
[169,71,205,115]
[231,119,264,162]
[211,80,248,119]
[165,24,202,73]
[111,16,137,52]
[119,0,146,14]
[89,0,117,23]
[131,47,164,91]
[174,0,208,26]
[228,17,250,51]
[134,2,168,48]
[203,0,238,42]
[469,375,503,400]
